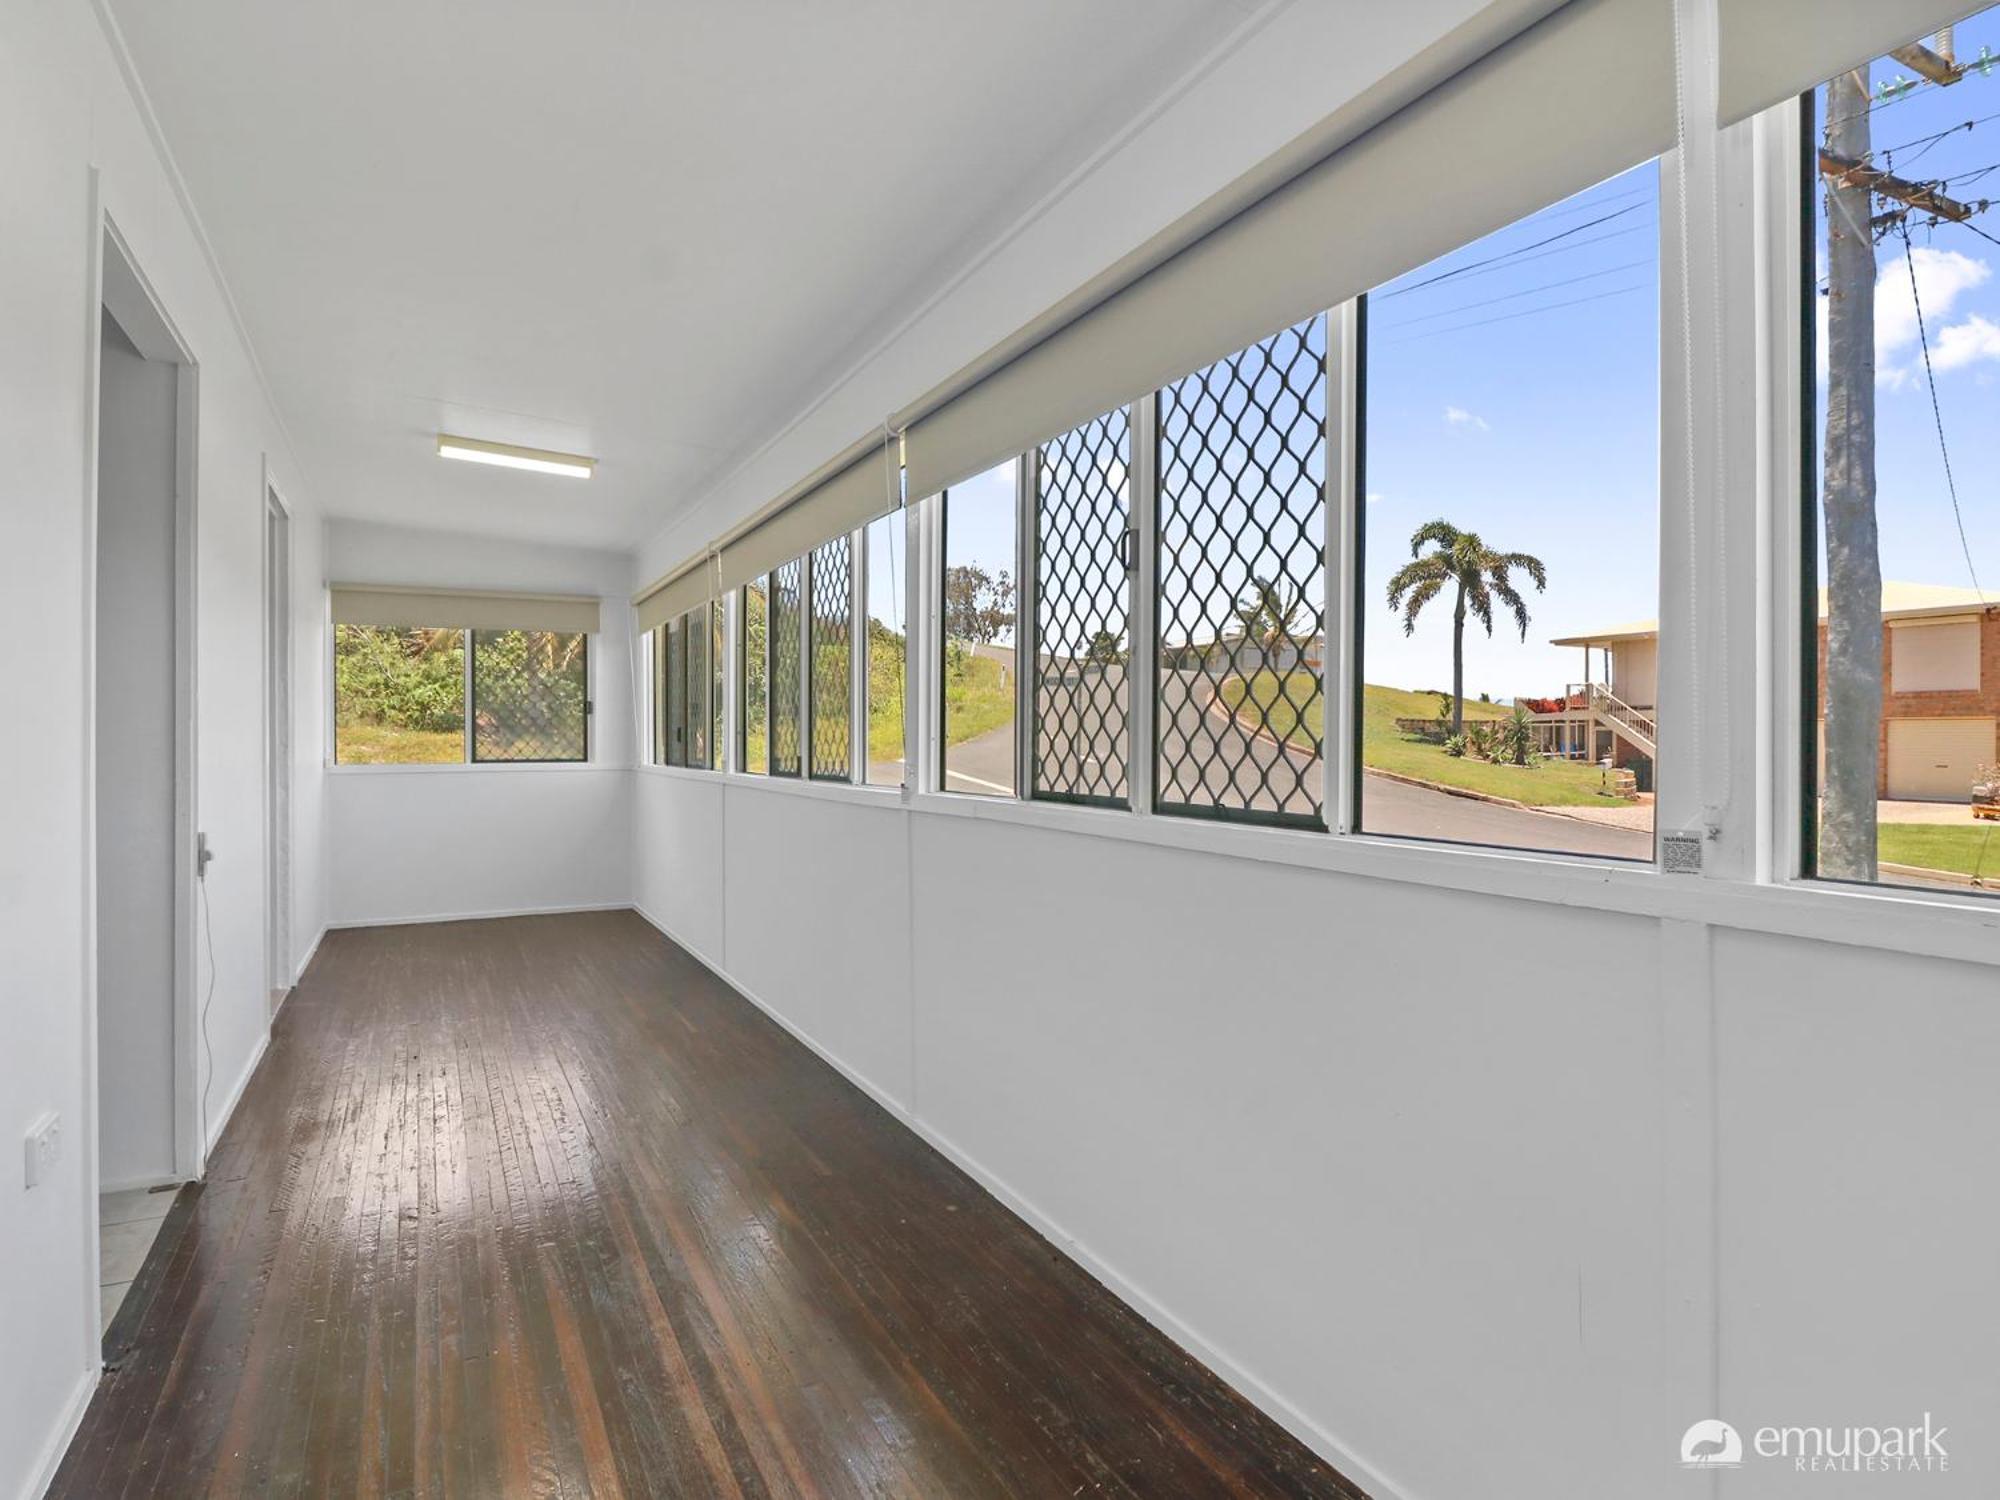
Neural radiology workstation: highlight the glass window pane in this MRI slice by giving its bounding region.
[1358,162,1659,858]
[665,617,687,766]
[810,536,853,781]
[741,583,768,774]
[333,624,465,763]
[1157,318,1326,826]
[685,607,709,769]
[652,624,668,764]
[710,598,725,770]
[472,630,588,762]
[865,512,907,787]
[1810,14,2000,893]
[770,558,804,776]
[941,458,1019,797]
[1034,408,1130,805]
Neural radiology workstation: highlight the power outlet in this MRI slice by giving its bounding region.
[23,1112,59,1190]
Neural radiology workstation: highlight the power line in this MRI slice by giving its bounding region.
[1378,282,1648,344]
[1870,110,2000,161]
[1897,215,1985,603]
[1375,202,1649,300]
[1371,258,1655,332]
[1825,55,1999,131]
[1383,221,1656,303]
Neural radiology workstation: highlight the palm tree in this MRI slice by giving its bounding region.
[1232,577,1309,662]
[1386,520,1547,735]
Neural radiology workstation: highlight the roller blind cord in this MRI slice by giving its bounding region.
[1671,0,1733,840]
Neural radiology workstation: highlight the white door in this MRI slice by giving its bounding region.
[1886,718,1995,801]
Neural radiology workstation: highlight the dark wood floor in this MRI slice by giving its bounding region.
[53,911,1361,1499]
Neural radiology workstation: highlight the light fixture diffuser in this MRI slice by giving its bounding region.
[436,433,595,478]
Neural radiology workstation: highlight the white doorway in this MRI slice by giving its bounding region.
[90,220,199,1338]
[265,485,292,1010]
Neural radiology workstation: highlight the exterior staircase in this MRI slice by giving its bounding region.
[1588,683,1656,757]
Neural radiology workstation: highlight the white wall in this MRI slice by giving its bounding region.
[322,519,635,927]
[0,1,328,1494]
[631,771,2000,1500]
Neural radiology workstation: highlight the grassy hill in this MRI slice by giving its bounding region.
[1220,673,1638,808]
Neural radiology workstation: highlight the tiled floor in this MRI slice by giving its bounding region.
[98,1186,175,1333]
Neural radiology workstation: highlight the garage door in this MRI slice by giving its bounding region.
[1886,718,1996,801]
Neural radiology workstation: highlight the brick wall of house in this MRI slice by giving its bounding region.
[1813,607,2000,795]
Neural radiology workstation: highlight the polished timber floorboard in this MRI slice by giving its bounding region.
[53,911,1361,1499]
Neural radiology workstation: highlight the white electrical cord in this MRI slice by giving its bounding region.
[197,865,217,1177]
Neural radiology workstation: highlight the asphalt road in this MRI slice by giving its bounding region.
[929,667,1656,861]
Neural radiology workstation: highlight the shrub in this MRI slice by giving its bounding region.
[1443,733,1468,758]
[335,625,464,731]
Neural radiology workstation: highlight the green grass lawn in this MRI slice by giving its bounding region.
[336,722,463,764]
[943,648,1014,746]
[1220,672,1640,808]
[1878,823,2000,879]
[867,636,907,762]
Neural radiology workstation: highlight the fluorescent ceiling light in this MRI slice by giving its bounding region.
[437,434,595,478]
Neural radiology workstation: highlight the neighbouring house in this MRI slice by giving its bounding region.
[1525,582,2000,801]
[1161,630,1325,677]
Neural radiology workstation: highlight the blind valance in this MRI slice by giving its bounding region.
[905,0,1673,500]
[715,441,898,595]
[331,584,601,635]
[633,559,713,634]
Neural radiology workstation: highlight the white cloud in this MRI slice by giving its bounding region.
[1821,246,1993,386]
[1444,405,1489,431]
[1877,246,1987,357]
[1930,312,2000,374]
[1366,491,1385,504]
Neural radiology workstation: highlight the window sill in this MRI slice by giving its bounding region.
[327,760,622,775]
[634,765,2000,967]
[638,763,906,807]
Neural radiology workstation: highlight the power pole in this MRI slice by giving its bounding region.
[1820,63,1882,879]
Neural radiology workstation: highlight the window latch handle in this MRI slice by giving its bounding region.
[1118,526,1138,573]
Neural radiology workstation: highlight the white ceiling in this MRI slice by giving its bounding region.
[108,0,1257,550]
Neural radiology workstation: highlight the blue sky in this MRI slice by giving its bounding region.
[1362,162,1661,702]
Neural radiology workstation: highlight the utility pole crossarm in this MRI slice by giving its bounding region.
[1890,42,1962,87]
[1817,149,1978,222]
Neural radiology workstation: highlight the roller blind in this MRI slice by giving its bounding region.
[716,442,897,594]
[905,0,1673,501]
[633,559,713,634]
[331,584,600,635]
[1719,0,1986,126]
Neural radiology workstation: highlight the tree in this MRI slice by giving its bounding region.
[1386,520,1547,735]
[1084,629,1124,667]
[943,563,1015,645]
[1233,577,1309,660]
[1820,64,1882,880]
[942,564,1015,672]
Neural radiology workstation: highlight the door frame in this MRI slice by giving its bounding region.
[263,473,292,1002]
[81,193,203,1360]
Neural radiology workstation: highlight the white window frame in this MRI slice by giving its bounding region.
[641,70,2000,963]
[329,622,597,772]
